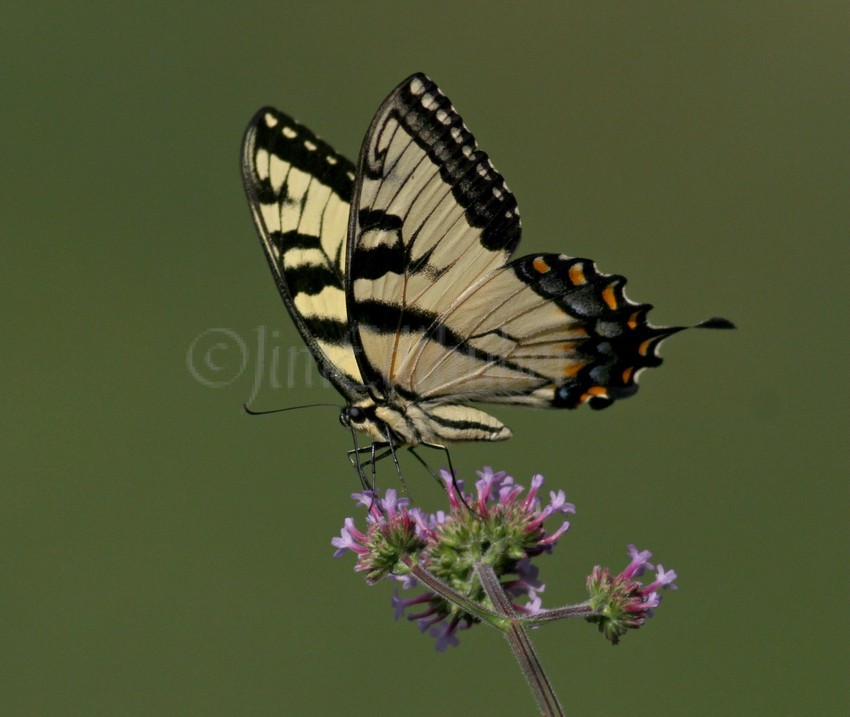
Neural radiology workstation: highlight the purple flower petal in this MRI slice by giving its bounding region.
[331,519,368,557]
[548,489,576,514]
[522,473,544,510]
[538,520,571,546]
[654,565,678,590]
[623,544,654,578]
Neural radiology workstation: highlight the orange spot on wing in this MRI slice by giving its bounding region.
[638,339,653,356]
[621,367,634,383]
[562,362,582,378]
[580,386,608,403]
[568,264,586,285]
[533,256,551,274]
[602,284,618,310]
[627,311,641,329]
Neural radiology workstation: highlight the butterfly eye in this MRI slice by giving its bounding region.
[345,406,366,423]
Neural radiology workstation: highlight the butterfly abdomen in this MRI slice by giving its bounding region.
[381,402,512,445]
[343,397,512,446]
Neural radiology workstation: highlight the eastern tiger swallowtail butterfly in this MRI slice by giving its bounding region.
[241,73,733,457]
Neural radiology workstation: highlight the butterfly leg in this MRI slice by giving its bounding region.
[347,445,369,490]
[381,428,410,498]
[420,441,458,484]
[406,446,442,484]
[347,442,397,490]
[368,441,381,487]
[348,443,383,490]
[414,442,471,509]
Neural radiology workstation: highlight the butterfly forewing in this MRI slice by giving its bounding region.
[348,75,522,397]
[241,107,367,398]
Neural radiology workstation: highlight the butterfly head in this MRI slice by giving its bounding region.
[339,400,398,444]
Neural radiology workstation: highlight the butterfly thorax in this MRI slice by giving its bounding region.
[340,397,512,447]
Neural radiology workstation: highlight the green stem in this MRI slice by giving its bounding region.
[399,558,602,716]
[476,563,564,717]
[401,557,509,627]
[401,557,594,626]
[523,602,595,624]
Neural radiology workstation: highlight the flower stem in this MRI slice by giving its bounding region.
[400,557,509,626]
[402,558,569,714]
[522,603,595,624]
[476,562,564,717]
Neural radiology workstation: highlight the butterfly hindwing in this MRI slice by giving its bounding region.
[241,107,366,398]
[416,252,680,409]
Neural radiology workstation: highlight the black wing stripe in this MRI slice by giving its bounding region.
[283,262,342,297]
[303,317,351,345]
[268,230,335,253]
[356,299,550,383]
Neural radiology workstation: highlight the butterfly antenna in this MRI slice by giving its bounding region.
[243,402,340,416]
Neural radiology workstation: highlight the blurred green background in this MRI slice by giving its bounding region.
[2,3,847,715]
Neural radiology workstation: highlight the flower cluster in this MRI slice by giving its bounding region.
[332,468,680,651]
[331,488,425,584]
[585,544,678,645]
[332,467,574,650]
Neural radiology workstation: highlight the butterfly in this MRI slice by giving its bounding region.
[241,73,732,465]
